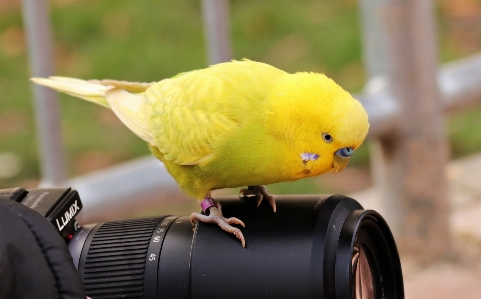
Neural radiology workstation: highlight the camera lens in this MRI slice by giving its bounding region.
[352,242,374,298]
[69,195,404,299]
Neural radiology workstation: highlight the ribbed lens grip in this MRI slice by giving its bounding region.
[81,218,164,299]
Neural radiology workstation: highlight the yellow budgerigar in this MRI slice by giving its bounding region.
[32,59,369,247]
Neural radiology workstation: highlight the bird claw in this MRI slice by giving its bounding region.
[190,204,246,247]
[240,185,276,212]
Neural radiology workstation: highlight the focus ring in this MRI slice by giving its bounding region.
[82,218,165,299]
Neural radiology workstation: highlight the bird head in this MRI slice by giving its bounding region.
[264,72,369,179]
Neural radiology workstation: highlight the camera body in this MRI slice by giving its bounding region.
[3,187,404,299]
[2,187,82,242]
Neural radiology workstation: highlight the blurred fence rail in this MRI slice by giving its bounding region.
[24,0,481,261]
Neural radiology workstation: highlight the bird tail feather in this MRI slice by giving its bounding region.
[31,76,155,143]
[30,76,111,108]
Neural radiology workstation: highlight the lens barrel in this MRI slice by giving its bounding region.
[69,194,404,299]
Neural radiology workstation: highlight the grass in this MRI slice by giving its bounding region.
[0,0,480,190]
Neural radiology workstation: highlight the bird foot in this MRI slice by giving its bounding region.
[190,198,246,247]
[240,185,276,212]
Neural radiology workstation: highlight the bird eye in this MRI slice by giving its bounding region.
[336,147,354,158]
[322,132,333,143]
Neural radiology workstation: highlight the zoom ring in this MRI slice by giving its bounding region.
[82,218,163,299]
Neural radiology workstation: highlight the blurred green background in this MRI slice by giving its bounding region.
[1,0,481,194]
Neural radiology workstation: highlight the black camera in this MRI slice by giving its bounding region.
[3,187,83,241]
[6,187,404,299]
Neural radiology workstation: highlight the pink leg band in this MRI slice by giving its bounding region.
[200,197,217,215]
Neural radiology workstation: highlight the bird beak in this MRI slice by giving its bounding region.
[332,155,350,173]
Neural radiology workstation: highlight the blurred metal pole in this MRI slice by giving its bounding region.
[359,0,451,262]
[356,0,400,141]
[22,0,67,186]
[440,53,481,113]
[201,0,232,64]
[356,52,481,139]
[359,0,390,78]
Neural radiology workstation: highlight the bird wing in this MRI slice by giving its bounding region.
[145,73,243,166]
[144,60,286,166]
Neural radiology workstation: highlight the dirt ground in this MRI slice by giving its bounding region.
[403,260,481,299]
